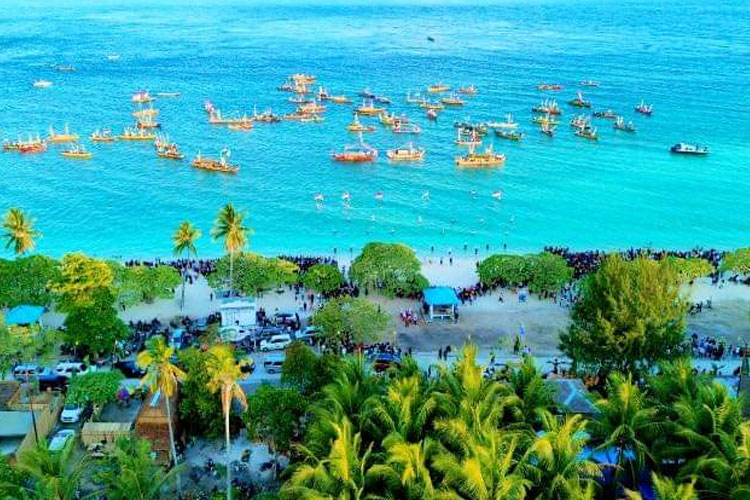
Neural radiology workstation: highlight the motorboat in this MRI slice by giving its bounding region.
[575,126,598,140]
[332,134,378,163]
[487,113,518,130]
[61,144,92,160]
[613,117,636,132]
[418,98,444,111]
[47,124,79,143]
[427,83,450,93]
[592,110,618,119]
[359,89,376,99]
[392,122,422,134]
[635,100,653,116]
[347,114,375,133]
[569,115,590,130]
[495,129,524,141]
[132,90,154,103]
[119,127,156,141]
[356,99,383,116]
[580,80,600,87]
[90,129,116,142]
[537,83,563,91]
[456,84,478,95]
[568,91,592,108]
[192,148,239,172]
[455,128,482,146]
[33,79,52,89]
[670,143,708,155]
[386,142,426,162]
[532,99,562,115]
[455,144,506,168]
[156,91,180,98]
[441,94,465,106]
[426,109,438,121]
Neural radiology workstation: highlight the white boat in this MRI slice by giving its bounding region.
[106,54,121,61]
[487,113,518,130]
[670,143,708,155]
[33,79,52,89]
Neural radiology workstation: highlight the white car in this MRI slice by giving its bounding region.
[60,404,83,424]
[49,429,75,451]
[294,326,321,345]
[55,362,92,379]
[259,334,293,352]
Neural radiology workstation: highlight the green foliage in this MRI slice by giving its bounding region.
[302,263,344,294]
[50,253,115,312]
[178,347,224,439]
[0,255,60,308]
[662,256,713,282]
[721,247,750,274]
[207,252,298,295]
[281,341,343,396]
[559,255,688,375]
[62,288,129,359]
[477,252,572,293]
[66,371,124,406]
[311,296,390,347]
[244,384,307,453]
[116,265,181,306]
[349,242,428,297]
[0,453,26,498]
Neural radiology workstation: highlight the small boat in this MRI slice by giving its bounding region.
[532,114,560,126]
[119,127,156,141]
[33,79,52,89]
[292,84,310,95]
[540,122,556,137]
[203,100,216,114]
[298,101,326,115]
[136,117,161,129]
[379,112,408,127]
[455,144,506,168]
[356,99,383,116]
[492,190,503,200]
[347,114,375,133]
[495,129,524,141]
[332,134,378,163]
[374,95,391,104]
[592,110,618,119]
[537,83,563,91]
[580,80,600,87]
[19,140,48,154]
[487,113,519,130]
[386,142,426,162]
[156,91,180,98]
[532,99,562,115]
[568,91,592,108]
[132,104,159,118]
[330,95,352,104]
[405,91,425,104]
[61,144,92,160]
[569,115,590,130]
[427,83,450,94]
[575,126,598,140]
[132,90,154,103]
[427,36,435,42]
[342,191,351,202]
[393,122,422,135]
[291,74,316,85]
[456,84,478,95]
[453,122,488,136]
[90,129,116,142]
[421,190,430,200]
[374,191,384,201]
[314,193,325,203]
[55,65,75,72]
[47,124,79,143]
[192,148,239,173]
[316,86,331,101]
[455,128,482,146]
[418,99,444,111]
[359,89,376,99]
[441,94,465,106]
[106,54,121,61]
[613,117,636,132]
[208,110,235,125]
[227,117,254,131]
[277,81,295,92]
[157,143,185,160]
[426,109,438,121]
[252,107,282,123]
[670,143,708,155]
[635,100,653,116]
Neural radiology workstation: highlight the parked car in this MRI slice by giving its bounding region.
[13,364,40,381]
[274,312,299,330]
[60,403,83,424]
[294,326,321,345]
[371,353,401,373]
[259,334,293,352]
[114,360,146,379]
[38,371,69,392]
[49,429,76,451]
[55,361,92,379]
[263,354,286,374]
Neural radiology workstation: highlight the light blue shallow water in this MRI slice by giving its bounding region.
[1,0,749,259]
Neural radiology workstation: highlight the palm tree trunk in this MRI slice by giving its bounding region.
[181,271,187,310]
[165,395,182,494]
[225,406,232,500]
[229,249,235,296]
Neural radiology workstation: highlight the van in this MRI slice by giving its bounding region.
[13,364,40,381]
[55,362,91,379]
[262,354,285,374]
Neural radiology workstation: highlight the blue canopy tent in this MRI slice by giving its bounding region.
[5,305,45,327]
[422,287,459,321]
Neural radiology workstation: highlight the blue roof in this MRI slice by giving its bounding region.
[423,287,459,306]
[5,305,45,326]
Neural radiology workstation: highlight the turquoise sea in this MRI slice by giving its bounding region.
[1,0,749,259]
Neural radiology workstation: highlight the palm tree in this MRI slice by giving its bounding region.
[211,204,251,295]
[506,356,554,427]
[684,422,750,500]
[172,221,202,309]
[625,473,698,500]
[15,439,88,500]
[206,344,248,500]
[522,411,600,500]
[96,437,181,500]
[2,207,42,256]
[136,336,186,493]
[373,437,440,500]
[366,375,436,444]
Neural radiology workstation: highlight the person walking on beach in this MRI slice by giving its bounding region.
[438,347,443,361]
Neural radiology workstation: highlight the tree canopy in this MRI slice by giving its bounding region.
[349,242,428,297]
[0,255,60,308]
[302,263,344,294]
[207,252,298,296]
[115,264,181,306]
[720,247,750,274]
[477,252,573,293]
[311,296,390,347]
[67,371,124,406]
[559,255,688,375]
[50,253,115,312]
[63,288,129,359]
[244,384,307,453]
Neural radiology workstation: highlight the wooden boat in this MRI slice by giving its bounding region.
[252,107,282,123]
[386,143,425,162]
[457,84,478,95]
[613,117,636,132]
[568,91,592,108]
[359,89,376,99]
[592,110,618,119]
[348,114,375,132]
[540,122,556,137]
[532,99,562,115]
[8,135,47,153]
[156,91,180,98]
[532,114,560,126]
[441,94,465,106]
[487,114,519,130]
[316,87,331,100]
[298,101,326,115]
[90,129,116,142]
[55,65,75,72]
[455,144,506,168]
[61,144,92,160]
[298,114,324,123]
[418,99,444,111]
[495,129,524,141]
[47,125,79,143]
[33,79,52,89]
[227,117,254,130]
[427,83,450,94]
[132,104,159,118]
[569,115,590,130]
[332,134,378,163]
[136,117,161,129]
[356,99,383,116]
[575,126,598,140]
[119,127,156,141]
[537,83,563,91]
[293,84,310,94]
[132,90,154,104]
[291,73,316,85]
[635,100,653,116]
[330,95,352,104]
[455,128,481,146]
[393,122,422,134]
[192,149,239,173]
[157,144,185,160]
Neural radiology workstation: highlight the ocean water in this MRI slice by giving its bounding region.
[1,0,749,260]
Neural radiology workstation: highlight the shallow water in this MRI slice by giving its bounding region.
[1,0,749,259]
